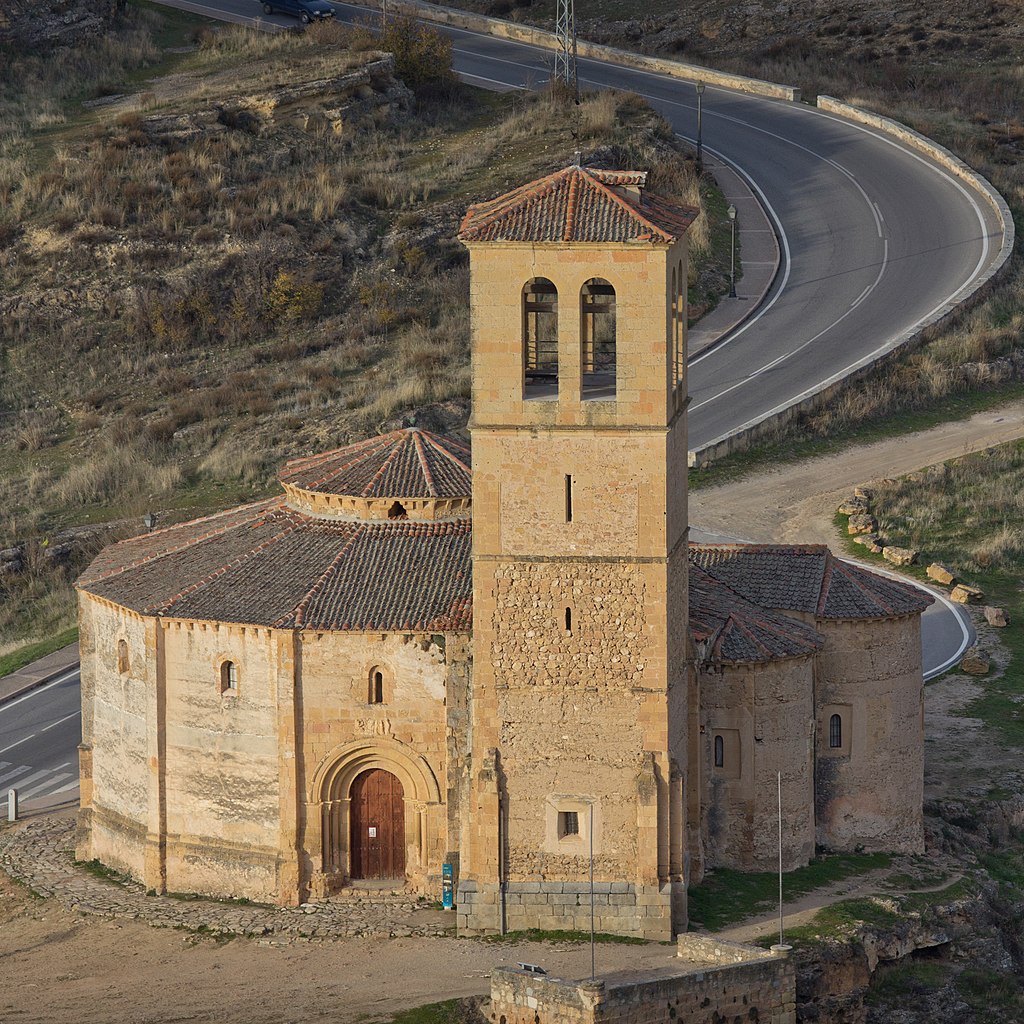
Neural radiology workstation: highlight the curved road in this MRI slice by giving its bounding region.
[2,3,997,799]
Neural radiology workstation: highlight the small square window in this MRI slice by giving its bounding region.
[558,810,580,839]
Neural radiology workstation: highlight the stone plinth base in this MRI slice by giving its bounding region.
[456,880,680,940]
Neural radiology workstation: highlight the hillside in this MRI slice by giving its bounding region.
[0,5,721,649]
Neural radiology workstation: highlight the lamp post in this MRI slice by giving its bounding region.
[695,81,706,174]
[143,512,156,531]
[727,204,737,298]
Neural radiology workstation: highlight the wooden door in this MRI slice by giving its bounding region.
[350,768,405,879]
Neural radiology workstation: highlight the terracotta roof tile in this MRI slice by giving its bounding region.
[688,564,824,665]
[458,165,697,245]
[279,428,470,499]
[689,544,932,620]
[79,499,472,632]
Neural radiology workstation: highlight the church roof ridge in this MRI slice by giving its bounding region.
[458,164,697,245]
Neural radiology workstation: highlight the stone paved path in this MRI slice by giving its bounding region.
[0,813,454,943]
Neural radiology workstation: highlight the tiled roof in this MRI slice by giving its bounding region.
[689,565,824,665]
[78,498,471,632]
[689,544,933,620]
[280,428,470,499]
[458,165,698,245]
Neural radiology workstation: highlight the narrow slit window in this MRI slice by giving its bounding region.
[565,474,573,523]
[829,714,842,749]
[368,667,386,704]
[565,607,572,634]
[116,639,129,675]
[714,734,724,768]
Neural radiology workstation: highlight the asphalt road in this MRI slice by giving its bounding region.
[0,668,82,807]
[0,4,988,794]
[161,0,1006,452]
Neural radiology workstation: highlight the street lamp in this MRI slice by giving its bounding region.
[727,204,737,298]
[143,512,156,531]
[695,81,706,174]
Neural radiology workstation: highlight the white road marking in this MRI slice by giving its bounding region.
[0,666,80,716]
[0,764,31,788]
[50,778,82,796]
[19,771,73,800]
[40,710,81,733]
[0,732,38,756]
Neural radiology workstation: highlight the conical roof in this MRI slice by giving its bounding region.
[458,165,697,245]
[280,428,471,499]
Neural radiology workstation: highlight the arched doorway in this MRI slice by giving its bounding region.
[349,768,405,879]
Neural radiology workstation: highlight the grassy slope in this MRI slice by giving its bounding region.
[0,3,731,653]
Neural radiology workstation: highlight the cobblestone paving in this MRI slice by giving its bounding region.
[0,814,455,943]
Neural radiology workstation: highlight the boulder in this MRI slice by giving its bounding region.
[883,546,918,566]
[927,563,956,585]
[853,534,884,554]
[854,486,874,500]
[984,606,1010,628]
[950,584,984,604]
[847,513,878,535]
[838,496,870,516]
[960,647,991,676]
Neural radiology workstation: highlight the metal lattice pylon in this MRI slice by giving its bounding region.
[554,0,578,98]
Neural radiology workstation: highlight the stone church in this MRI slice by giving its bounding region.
[76,165,930,940]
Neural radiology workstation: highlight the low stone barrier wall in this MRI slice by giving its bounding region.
[355,0,800,101]
[491,940,795,1024]
[687,98,1016,468]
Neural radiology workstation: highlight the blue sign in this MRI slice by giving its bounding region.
[442,862,454,910]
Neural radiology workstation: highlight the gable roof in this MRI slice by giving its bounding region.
[458,165,697,245]
[280,428,471,500]
[689,565,824,665]
[689,544,933,620]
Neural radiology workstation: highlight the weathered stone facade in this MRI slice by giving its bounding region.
[76,166,929,941]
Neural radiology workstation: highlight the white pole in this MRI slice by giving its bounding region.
[7,788,17,822]
[589,808,596,981]
[777,770,784,947]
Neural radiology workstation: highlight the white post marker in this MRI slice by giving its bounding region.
[7,788,17,822]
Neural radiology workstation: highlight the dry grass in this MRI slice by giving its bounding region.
[0,8,713,644]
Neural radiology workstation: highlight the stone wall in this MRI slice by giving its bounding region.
[298,629,452,897]
[490,940,795,1024]
[814,616,924,854]
[700,657,816,872]
[464,234,690,939]
[77,594,150,881]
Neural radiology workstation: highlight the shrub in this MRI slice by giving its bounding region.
[379,15,456,95]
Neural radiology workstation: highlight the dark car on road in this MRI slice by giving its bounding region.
[260,0,334,24]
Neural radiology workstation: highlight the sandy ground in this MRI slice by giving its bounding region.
[2,400,1023,1023]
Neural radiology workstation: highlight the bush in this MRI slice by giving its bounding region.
[379,14,456,95]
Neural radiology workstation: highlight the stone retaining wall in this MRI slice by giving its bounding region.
[490,940,795,1024]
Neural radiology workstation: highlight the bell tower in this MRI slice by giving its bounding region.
[456,166,696,940]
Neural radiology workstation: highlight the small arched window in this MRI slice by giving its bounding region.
[220,660,238,696]
[829,714,842,749]
[714,734,724,768]
[523,278,558,398]
[369,668,385,704]
[581,278,616,398]
[117,639,129,675]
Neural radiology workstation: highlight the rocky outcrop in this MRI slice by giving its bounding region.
[847,513,878,535]
[0,0,116,50]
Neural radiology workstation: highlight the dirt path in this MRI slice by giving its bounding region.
[690,400,1024,546]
